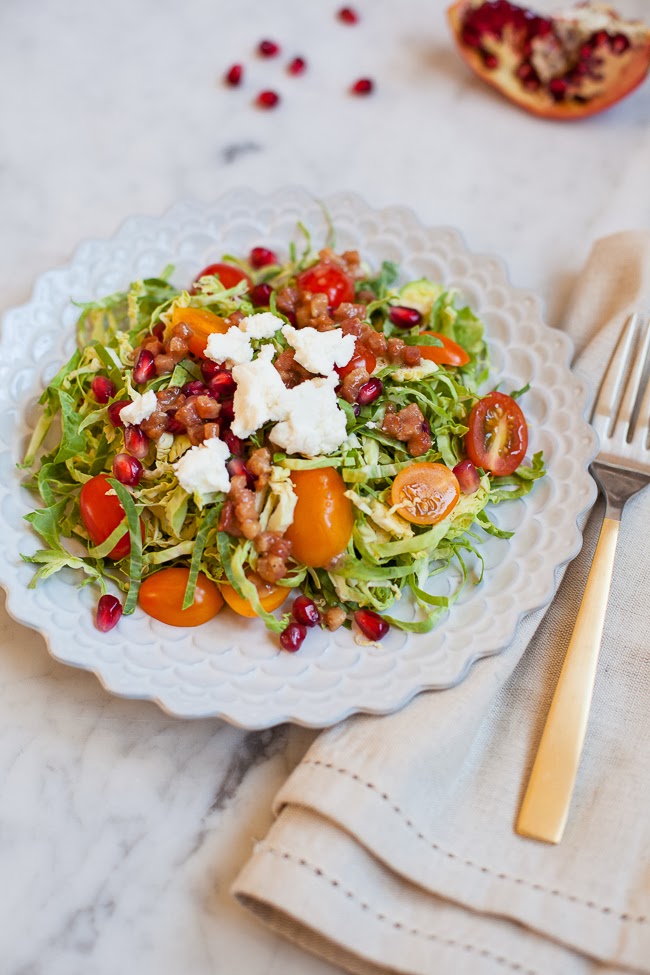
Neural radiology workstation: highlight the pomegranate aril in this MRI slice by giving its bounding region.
[91,375,116,404]
[453,459,480,495]
[256,89,280,109]
[610,33,629,55]
[96,594,123,633]
[200,359,221,382]
[292,595,320,627]
[280,622,307,652]
[258,39,280,57]
[166,416,184,435]
[593,30,609,48]
[389,305,422,328]
[351,77,374,95]
[354,609,389,642]
[133,349,156,385]
[208,370,237,399]
[223,428,245,456]
[356,378,383,406]
[548,77,567,99]
[220,399,235,424]
[225,63,243,86]
[107,400,130,428]
[250,283,273,307]
[123,425,150,459]
[338,6,359,24]
[113,452,143,487]
[352,403,361,417]
[482,50,499,69]
[288,56,306,76]
[151,321,165,341]
[249,246,278,269]
[182,380,207,397]
[227,457,255,489]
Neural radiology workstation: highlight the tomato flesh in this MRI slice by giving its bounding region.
[465,391,528,477]
[284,467,354,567]
[296,261,355,309]
[418,332,470,367]
[335,341,376,379]
[171,306,230,358]
[220,578,289,618]
[138,567,223,627]
[391,462,460,526]
[193,262,252,292]
[79,475,144,560]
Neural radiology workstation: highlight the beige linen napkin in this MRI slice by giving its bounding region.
[233,232,650,975]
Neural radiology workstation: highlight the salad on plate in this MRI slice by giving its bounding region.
[21,230,544,652]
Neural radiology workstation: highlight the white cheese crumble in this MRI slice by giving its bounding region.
[269,375,348,458]
[239,312,284,340]
[282,324,354,377]
[231,354,289,439]
[119,389,158,426]
[205,326,253,367]
[172,437,231,498]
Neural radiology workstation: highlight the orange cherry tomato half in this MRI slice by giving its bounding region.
[465,391,528,477]
[79,474,144,560]
[171,305,230,358]
[193,262,252,292]
[390,462,460,526]
[220,577,289,618]
[296,261,355,309]
[284,467,354,568]
[335,340,376,379]
[138,567,223,627]
[418,331,470,367]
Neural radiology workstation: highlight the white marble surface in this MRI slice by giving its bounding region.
[0,1,648,972]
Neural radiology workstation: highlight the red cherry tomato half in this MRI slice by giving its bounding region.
[418,331,470,367]
[79,475,144,560]
[193,262,252,291]
[296,261,355,308]
[335,340,376,379]
[138,567,223,627]
[465,392,528,477]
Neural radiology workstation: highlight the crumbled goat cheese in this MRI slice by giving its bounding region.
[205,326,253,366]
[172,437,231,497]
[281,324,354,376]
[119,389,158,426]
[269,375,348,458]
[239,312,284,340]
[231,353,289,439]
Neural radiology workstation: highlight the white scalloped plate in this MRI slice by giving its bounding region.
[0,189,597,728]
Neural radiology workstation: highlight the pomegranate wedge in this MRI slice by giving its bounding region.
[448,1,650,119]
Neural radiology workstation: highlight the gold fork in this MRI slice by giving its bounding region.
[516,312,650,844]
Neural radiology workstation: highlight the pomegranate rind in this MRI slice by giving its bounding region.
[447,0,650,119]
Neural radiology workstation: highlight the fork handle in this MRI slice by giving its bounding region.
[515,516,620,844]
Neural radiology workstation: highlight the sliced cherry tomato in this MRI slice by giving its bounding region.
[418,331,470,367]
[171,305,230,358]
[465,391,528,477]
[284,468,354,568]
[138,567,223,627]
[390,462,460,526]
[220,576,289,618]
[335,341,376,379]
[296,261,355,309]
[79,474,144,560]
[193,262,252,292]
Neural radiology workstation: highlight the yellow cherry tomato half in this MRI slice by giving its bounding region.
[284,467,354,568]
[138,567,223,627]
[220,577,290,618]
[391,462,460,527]
[170,305,229,358]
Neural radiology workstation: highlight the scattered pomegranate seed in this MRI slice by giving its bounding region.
[227,456,255,489]
[124,425,150,459]
[133,349,156,385]
[250,282,273,307]
[91,375,116,404]
[356,378,383,406]
[220,399,235,424]
[389,305,422,328]
[96,594,123,633]
[167,415,184,435]
[113,452,144,487]
[482,51,499,69]
[354,609,389,642]
[208,370,237,399]
[151,321,165,341]
[249,246,278,269]
[258,39,280,57]
[182,380,207,397]
[351,78,373,95]
[200,359,221,382]
[453,459,480,495]
[292,595,320,627]
[610,33,630,55]
[338,7,359,24]
[223,428,245,456]
[107,400,130,428]
[256,89,280,109]
[225,63,243,86]
[287,56,307,76]
[548,77,567,99]
[280,622,307,652]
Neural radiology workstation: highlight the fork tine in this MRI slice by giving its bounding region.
[613,314,650,442]
[631,317,650,450]
[591,312,639,440]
